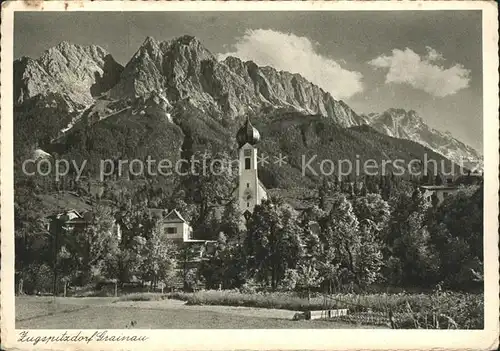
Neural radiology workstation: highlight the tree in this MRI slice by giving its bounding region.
[199,233,227,289]
[356,226,383,286]
[316,194,383,289]
[220,201,243,242]
[296,263,323,302]
[75,205,117,285]
[178,244,200,290]
[352,193,391,233]
[383,188,439,287]
[298,205,325,261]
[199,233,247,289]
[193,208,220,240]
[140,224,177,289]
[245,198,304,290]
[279,268,299,291]
[381,174,393,200]
[318,177,333,210]
[321,196,358,270]
[426,185,483,289]
[183,268,203,291]
[14,184,52,294]
[182,151,236,229]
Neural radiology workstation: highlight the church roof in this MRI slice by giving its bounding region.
[236,116,260,148]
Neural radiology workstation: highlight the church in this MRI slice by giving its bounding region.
[146,117,268,246]
[233,116,268,220]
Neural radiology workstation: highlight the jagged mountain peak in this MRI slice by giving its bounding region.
[109,35,218,99]
[44,41,109,62]
[14,41,123,108]
[138,36,164,55]
[395,108,422,122]
[366,108,482,169]
[381,107,420,119]
[52,40,82,51]
[174,34,201,45]
[142,36,159,46]
[167,35,215,62]
[109,36,363,126]
[137,35,212,56]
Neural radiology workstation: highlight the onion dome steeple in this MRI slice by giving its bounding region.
[236,116,261,148]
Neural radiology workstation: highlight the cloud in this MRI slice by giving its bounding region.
[218,29,363,99]
[425,46,444,62]
[368,47,470,97]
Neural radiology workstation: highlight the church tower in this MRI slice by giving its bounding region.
[236,117,267,218]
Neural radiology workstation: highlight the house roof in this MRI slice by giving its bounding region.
[147,208,187,223]
[164,209,187,223]
[48,209,83,220]
[47,209,90,226]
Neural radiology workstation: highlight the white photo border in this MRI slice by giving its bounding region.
[1,1,498,350]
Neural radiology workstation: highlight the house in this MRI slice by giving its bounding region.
[47,208,121,240]
[420,185,457,206]
[148,208,216,259]
[46,209,89,232]
[148,208,194,242]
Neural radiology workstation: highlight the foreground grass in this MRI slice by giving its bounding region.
[165,290,484,329]
[16,296,364,329]
[15,296,112,322]
[165,290,430,311]
[17,290,483,329]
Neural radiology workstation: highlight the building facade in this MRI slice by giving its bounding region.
[420,185,457,206]
[148,208,194,242]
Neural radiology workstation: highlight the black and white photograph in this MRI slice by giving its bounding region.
[1,1,498,350]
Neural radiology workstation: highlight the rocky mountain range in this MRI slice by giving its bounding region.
[107,36,365,126]
[14,41,123,110]
[14,36,481,177]
[363,109,482,169]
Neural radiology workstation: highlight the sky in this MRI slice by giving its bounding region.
[14,11,483,151]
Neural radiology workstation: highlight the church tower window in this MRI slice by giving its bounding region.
[244,149,252,169]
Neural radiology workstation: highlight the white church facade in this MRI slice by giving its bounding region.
[233,117,267,219]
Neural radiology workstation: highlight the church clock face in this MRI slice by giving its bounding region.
[243,188,253,200]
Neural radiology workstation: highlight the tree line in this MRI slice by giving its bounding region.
[15,165,483,295]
